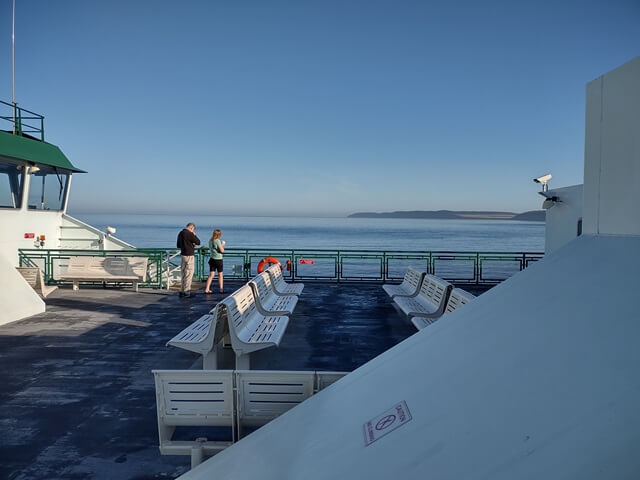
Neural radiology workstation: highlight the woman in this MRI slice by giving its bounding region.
[204,229,225,294]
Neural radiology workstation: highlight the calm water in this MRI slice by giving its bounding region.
[73,214,544,252]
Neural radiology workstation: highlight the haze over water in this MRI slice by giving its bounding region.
[74,213,545,252]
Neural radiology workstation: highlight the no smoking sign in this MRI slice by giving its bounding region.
[363,401,412,446]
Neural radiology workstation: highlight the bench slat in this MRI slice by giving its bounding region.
[237,371,315,427]
[220,286,289,366]
[382,267,426,298]
[411,287,476,330]
[393,274,452,318]
[266,264,304,296]
[155,371,234,421]
[166,307,224,368]
[16,267,58,298]
[249,273,298,315]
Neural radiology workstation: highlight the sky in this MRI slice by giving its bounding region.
[0,0,639,216]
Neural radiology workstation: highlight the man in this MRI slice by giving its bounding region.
[176,222,201,297]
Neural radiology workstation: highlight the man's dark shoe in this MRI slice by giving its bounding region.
[179,291,186,298]
[186,291,195,298]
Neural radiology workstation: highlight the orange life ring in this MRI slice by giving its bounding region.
[286,259,291,271]
[257,256,281,274]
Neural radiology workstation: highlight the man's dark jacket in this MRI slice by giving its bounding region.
[176,229,201,256]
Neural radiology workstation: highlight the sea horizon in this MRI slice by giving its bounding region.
[67,208,543,221]
[71,212,545,252]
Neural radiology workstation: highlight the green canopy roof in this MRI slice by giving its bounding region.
[0,130,85,173]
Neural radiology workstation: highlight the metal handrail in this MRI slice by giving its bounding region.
[1,100,45,140]
[18,247,544,288]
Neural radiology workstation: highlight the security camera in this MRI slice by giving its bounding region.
[533,173,552,184]
[533,173,552,192]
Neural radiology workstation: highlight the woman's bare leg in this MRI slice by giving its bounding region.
[204,271,215,292]
[218,272,224,292]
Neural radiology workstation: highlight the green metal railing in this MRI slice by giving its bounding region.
[1,100,45,140]
[18,247,544,289]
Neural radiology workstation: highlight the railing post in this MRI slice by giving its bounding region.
[165,251,170,290]
[243,250,247,280]
[382,252,387,281]
[47,250,52,283]
[17,107,22,135]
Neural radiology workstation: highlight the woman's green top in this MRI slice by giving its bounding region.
[209,238,223,260]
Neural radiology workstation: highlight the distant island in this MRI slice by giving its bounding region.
[348,210,545,222]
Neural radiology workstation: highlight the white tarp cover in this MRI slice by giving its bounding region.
[180,234,640,480]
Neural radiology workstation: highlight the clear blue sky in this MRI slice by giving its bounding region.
[1,0,639,216]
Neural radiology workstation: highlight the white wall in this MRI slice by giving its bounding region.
[544,184,583,254]
[0,209,64,267]
[583,56,640,235]
[0,251,45,325]
[0,210,133,269]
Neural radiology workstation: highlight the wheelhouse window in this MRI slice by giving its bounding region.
[28,166,69,211]
[0,161,24,208]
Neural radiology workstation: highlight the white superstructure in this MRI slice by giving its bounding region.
[0,109,131,325]
[177,57,640,480]
[542,183,583,253]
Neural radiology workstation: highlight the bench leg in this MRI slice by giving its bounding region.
[235,354,250,370]
[190,438,207,469]
[134,281,138,292]
[72,280,79,291]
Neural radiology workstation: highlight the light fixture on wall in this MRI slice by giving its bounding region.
[28,165,40,174]
[539,190,560,209]
[542,197,558,209]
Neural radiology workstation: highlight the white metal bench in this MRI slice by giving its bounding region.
[393,274,452,320]
[153,369,235,468]
[249,272,298,315]
[382,267,426,299]
[220,285,290,369]
[60,256,148,291]
[153,369,347,468]
[411,287,476,330]
[166,305,225,369]
[16,267,58,298]
[266,263,304,296]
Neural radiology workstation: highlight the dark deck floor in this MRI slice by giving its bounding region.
[0,281,439,479]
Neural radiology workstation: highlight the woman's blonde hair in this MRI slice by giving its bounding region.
[210,229,222,242]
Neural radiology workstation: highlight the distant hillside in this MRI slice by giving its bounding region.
[348,210,545,221]
[510,210,545,221]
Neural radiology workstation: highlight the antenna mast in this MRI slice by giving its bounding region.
[11,0,16,131]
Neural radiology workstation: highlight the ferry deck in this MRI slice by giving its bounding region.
[0,281,488,479]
